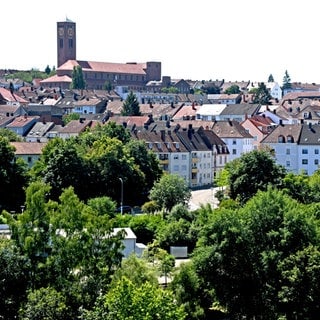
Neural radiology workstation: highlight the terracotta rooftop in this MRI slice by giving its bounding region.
[10,142,47,155]
[58,60,147,75]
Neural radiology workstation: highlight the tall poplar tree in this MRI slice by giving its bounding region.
[70,65,86,90]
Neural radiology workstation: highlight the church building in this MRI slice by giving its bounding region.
[40,19,162,90]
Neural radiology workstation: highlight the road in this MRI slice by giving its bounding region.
[188,187,220,211]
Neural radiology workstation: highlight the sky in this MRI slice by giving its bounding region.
[2,0,320,84]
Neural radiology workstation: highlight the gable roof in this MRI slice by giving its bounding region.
[212,120,253,138]
[0,88,28,104]
[40,74,72,84]
[219,103,260,117]
[260,123,302,144]
[10,142,47,155]
[58,60,147,75]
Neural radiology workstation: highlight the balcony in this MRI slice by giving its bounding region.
[159,159,169,165]
[192,157,199,163]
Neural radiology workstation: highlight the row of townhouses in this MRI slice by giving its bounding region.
[3,81,320,187]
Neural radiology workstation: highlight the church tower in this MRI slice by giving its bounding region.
[57,19,76,67]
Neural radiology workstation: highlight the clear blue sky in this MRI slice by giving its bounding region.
[2,0,320,84]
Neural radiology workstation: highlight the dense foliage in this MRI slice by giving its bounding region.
[2,132,320,319]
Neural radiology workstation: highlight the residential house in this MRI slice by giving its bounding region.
[57,119,92,139]
[171,79,191,94]
[212,120,254,162]
[6,115,39,136]
[131,128,191,184]
[218,103,261,122]
[197,127,229,180]
[176,125,213,188]
[0,113,15,128]
[207,93,242,104]
[220,80,250,93]
[250,82,282,100]
[261,124,308,174]
[0,87,28,106]
[282,82,320,96]
[260,123,320,175]
[196,104,226,121]
[241,115,277,150]
[73,97,107,115]
[274,99,320,125]
[0,104,26,117]
[25,121,55,142]
[10,141,47,167]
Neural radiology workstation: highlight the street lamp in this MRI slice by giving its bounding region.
[119,178,123,215]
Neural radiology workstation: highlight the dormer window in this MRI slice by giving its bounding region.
[287,135,294,143]
[278,135,285,143]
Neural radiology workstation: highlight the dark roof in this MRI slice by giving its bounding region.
[219,103,260,116]
[299,124,320,145]
[212,120,253,138]
[261,124,302,144]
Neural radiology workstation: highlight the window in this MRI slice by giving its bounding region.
[232,139,236,145]
[278,135,285,143]
[315,149,319,155]
[286,161,290,167]
[181,165,187,171]
[302,149,308,154]
[286,148,290,155]
[27,156,32,163]
[232,149,237,155]
[182,154,186,160]
[173,165,179,171]
[68,39,73,48]
[302,159,308,165]
[315,159,319,165]
[59,39,63,48]
[174,155,179,160]
[287,135,294,143]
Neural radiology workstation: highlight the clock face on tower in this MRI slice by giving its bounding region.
[58,27,64,37]
[68,27,74,37]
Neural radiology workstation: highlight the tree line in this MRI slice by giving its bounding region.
[1,121,320,318]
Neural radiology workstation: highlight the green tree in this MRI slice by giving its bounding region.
[268,74,274,82]
[281,171,313,204]
[170,261,208,320]
[87,121,131,144]
[0,127,23,141]
[149,174,191,212]
[110,254,158,288]
[0,239,28,319]
[62,112,80,125]
[225,149,286,205]
[32,138,87,201]
[224,85,240,94]
[125,139,162,199]
[70,65,86,90]
[19,287,68,320]
[192,188,320,319]
[0,136,28,212]
[45,65,51,75]
[252,82,272,105]
[83,276,186,320]
[282,70,292,90]
[121,91,141,116]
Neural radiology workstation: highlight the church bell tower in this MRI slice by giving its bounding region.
[57,19,76,67]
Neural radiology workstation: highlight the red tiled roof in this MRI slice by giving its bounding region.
[10,142,47,155]
[0,87,28,103]
[58,60,147,75]
[40,75,72,83]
